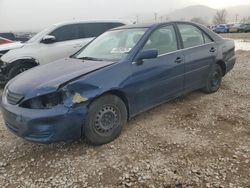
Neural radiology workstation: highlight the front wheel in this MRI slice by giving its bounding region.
[8,63,35,81]
[203,64,222,94]
[84,94,127,145]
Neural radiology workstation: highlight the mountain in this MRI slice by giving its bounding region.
[166,5,250,24]
[166,5,217,24]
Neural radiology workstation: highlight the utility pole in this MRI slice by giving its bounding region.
[235,14,238,23]
[136,15,139,24]
[154,12,158,23]
[160,16,163,22]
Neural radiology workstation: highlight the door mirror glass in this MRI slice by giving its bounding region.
[136,49,158,63]
[41,35,56,44]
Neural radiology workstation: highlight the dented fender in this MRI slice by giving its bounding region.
[62,82,101,108]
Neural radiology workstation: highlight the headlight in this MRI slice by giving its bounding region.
[21,91,63,109]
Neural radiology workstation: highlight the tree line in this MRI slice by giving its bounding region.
[190,9,250,25]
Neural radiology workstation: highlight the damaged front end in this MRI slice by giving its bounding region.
[2,82,100,143]
[0,50,9,58]
[18,83,97,110]
[20,91,64,109]
[1,56,114,143]
[0,58,13,86]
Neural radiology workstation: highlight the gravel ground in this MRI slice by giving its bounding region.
[0,34,250,187]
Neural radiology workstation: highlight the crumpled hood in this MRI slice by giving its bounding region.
[0,42,24,52]
[8,58,115,97]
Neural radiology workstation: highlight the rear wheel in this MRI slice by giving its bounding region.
[203,64,222,94]
[84,94,127,145]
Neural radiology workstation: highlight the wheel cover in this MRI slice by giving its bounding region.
[211,69,221,87]
[94,105,120,136]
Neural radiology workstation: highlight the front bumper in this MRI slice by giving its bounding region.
[1,96,88,144]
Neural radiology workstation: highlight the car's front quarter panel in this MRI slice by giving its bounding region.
[1,60,135,143]
[64,61,136,116]
[1,43,42,65]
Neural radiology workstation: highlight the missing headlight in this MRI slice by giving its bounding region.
[21,92,63,109]
[0,50,9,58]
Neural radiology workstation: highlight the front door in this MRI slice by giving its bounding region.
[132,25,185,113]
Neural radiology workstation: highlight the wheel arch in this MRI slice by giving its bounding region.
[216,60,226,76]
[10,57,39,67]
[94,89,131,120]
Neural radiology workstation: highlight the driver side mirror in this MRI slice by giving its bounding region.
[135,49,158,64]
[41,35,56,44]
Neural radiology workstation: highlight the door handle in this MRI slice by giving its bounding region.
[210,47,216,53]
[175,57,183,64]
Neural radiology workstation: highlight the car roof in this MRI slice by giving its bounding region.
[110,21,224,42]
[53,20,130,27]
[111,21,206,30]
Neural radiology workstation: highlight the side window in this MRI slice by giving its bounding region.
[178,24,205,48]
[79,23,109,39]
[125,31,144,48]
[50,24,79,42]
[203,33,213,43]
[109,22,125,29]
[143,25,178,55]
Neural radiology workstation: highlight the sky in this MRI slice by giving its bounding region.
[0,0,249,32]
[192,0,249,8]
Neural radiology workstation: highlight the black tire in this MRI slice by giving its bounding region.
[203,64,222,94]
[8,63,35,81]
[0,73,9,87]
[84,94,127,145]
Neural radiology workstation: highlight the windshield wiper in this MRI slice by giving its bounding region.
[78,56,104,61]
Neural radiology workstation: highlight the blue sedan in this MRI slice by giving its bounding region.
[213,24,229,33]
[1,22,236,145]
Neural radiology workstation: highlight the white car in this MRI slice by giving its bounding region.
[0,42,23,57]
[0,21,126,85]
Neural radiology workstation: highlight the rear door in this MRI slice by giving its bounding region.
[176,23,217,92]
[132,24,185,112]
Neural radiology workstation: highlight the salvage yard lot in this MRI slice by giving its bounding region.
[0,34,250,187]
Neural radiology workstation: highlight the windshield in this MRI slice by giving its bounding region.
[27,25,57,43]
[75,28,147,61]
